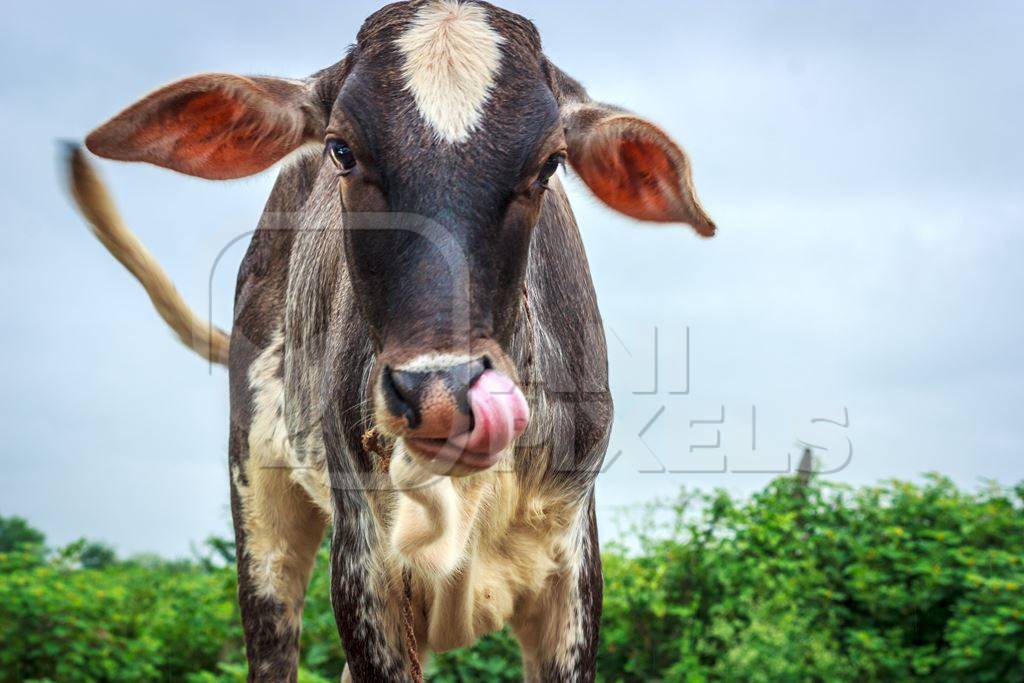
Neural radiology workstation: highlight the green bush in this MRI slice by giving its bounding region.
[1,475,1022,681]
[0,516,44,550]
[0,556,241,682]
[0,515,46,569]
[599,475,1024,682]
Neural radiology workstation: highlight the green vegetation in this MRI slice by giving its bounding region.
[2,475,1022,682]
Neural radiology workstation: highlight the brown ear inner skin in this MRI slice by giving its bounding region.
[569,117,716,237]
[85,77,308,180]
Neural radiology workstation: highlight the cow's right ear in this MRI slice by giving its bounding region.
[86,74,325,180]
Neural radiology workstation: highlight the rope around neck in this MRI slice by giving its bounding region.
[401,568,423,682]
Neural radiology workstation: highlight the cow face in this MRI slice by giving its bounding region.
[84,0,714,475]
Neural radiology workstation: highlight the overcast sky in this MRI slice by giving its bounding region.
[2,1,1022,557]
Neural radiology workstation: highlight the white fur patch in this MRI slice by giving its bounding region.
[396,352,477,373]
[248,330,331,515]
[248,332,292,467]
[389,442,468,577]
[551,507,589,670]
[395,0,505,143]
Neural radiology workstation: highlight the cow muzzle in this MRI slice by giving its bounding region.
[378,355,529,475]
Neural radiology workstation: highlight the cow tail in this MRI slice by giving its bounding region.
[64,143,231,366]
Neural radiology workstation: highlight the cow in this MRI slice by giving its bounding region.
[66,1,714,680]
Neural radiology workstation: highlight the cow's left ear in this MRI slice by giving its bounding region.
[562,103,716,237]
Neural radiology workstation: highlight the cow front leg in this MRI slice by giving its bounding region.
[229,427,327,682]
[327,485,417,683]
[512,500,603,683]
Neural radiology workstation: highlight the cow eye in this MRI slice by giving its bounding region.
[326,138,357,173]
[537,153,565,187]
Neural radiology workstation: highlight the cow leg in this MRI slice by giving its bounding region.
[230,426,327,683]
[512,500,603,683]
[326,484,416,682]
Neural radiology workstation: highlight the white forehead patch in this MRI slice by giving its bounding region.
[396,0,505,144]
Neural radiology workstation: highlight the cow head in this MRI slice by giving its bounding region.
[84,0,714,476]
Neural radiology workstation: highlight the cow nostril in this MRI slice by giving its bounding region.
[382,365,421,429]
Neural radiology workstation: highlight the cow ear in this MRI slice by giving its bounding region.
[562,103,715,237]
[85,74,324,180]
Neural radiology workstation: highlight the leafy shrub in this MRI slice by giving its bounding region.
[599,475,1024,682]
[1,475,1022,681]
[0,555,241,682]
[0,515,46,568]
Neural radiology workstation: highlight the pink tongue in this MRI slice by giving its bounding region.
[454,370,530,456]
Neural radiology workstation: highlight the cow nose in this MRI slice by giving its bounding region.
[382,358,488,437]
